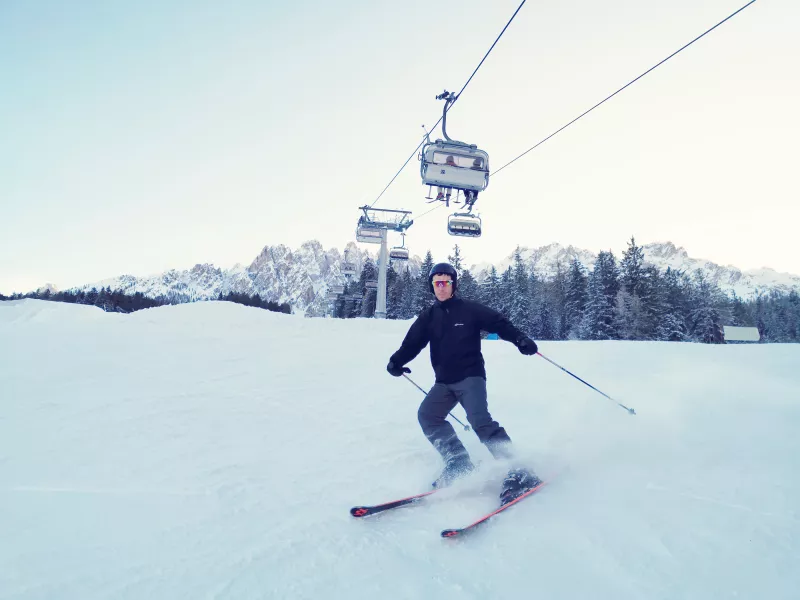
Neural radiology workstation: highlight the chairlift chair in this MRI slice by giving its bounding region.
[447,212,482,238]
[356,225,382,244]
[420,143,489,198]
[341,261,356,276]
[389,247,409,261]
[365,280,378,290]
[389,232,409,261]
[419,90,489,211]
[341,248,357,277]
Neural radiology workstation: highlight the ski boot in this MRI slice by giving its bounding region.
[499,468,542,505]
[432,458,475,489]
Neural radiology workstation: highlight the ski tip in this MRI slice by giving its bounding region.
[441,528,463,538]
[350,506,371,518]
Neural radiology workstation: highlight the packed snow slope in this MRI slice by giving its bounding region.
[1,299,799,600]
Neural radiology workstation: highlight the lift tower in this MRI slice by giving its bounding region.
[354,206,413,319]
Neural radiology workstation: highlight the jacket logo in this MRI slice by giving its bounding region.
[454,323,465,327]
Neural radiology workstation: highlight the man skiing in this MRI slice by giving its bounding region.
[386,262,542,505]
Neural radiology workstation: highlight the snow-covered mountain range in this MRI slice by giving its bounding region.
[67,241,799,315]
[469,242,800,299]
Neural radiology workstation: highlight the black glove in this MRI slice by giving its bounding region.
[516,336,538,356]
[387,361,411,377]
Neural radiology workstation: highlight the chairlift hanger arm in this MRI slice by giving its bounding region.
[357,205,414,231]
[436,90,461,144]
[368,0,526,208]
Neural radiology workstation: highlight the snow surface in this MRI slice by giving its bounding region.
[1,299,799,599]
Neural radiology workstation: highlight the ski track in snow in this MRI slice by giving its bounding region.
[1,299,799,599]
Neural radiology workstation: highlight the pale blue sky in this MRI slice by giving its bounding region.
[1,0,798,293]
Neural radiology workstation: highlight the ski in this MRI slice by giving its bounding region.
[350,489,438,518]
[440,479,548,538]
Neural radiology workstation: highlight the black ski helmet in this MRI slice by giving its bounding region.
[429,262,458,294]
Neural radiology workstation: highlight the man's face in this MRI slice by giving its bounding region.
[432,274,454,301]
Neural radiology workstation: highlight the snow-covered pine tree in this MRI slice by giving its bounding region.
[528,271,541,338]
[619,237,659,339]
[579,251,620,340]
[386,261,401,319]
[730,291,753,326]
[359,259,378,318]
[482,266,502,313]
[539,300,556,340]
[397,267,416,319]
[458,269,479,301]
[688,270,724,343]
[342,280,357,319]
[550,261,569,339]
[448,245,463,271]
[509,248,532,334]
[653,267,690,341]
[613,288,649,340]
[789,290,800,342]
[447,243,478,301]
[564,258,588,339]
[758,290,798,342]
[414,251,435,314]
[620,236,645,297]
[359,258,377,290]
[499,266,513,318]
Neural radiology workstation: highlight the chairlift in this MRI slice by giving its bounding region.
[356,225,382,244]
[389,232,409,261]
[341,261,356,277]
[419,91,489,212]
[365,280,378,290]
[341,249,357,277]
[389,247,409,261]
[447,212,482,238]
[330,284,344,295]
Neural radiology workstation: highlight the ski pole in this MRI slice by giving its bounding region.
[536,352,636,415]
[402,374,471,431]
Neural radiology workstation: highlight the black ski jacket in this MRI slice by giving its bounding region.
[389,296,525,384]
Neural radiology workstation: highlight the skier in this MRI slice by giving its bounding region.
[386,262,542,504]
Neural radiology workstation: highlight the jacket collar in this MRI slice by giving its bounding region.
[435,295,460,308]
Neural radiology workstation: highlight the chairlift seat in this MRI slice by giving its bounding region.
[447,213,482,237]
[421,141,489,192]
[389,247,409,260]
[356,226,382,244]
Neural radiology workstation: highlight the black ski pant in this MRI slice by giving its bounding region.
[417,376,513,465]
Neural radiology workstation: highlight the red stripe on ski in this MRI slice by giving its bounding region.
[350,489,438,518]
[386,490,438,504]
[440,480,548,537]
